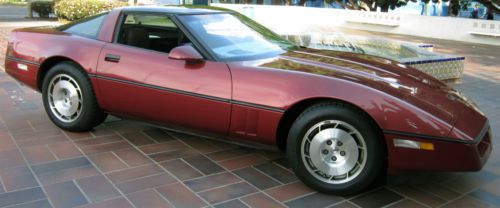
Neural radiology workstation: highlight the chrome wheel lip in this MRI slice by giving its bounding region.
[47,74,83,123]
[301,120,367,184]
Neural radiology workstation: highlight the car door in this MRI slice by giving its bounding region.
[95,13,232,135]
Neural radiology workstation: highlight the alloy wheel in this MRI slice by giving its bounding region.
[301,120,367,184]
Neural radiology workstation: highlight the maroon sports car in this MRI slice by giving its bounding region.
[4,6,492,194]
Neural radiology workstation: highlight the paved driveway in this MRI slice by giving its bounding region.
[0,5,59,27]
[0,23,499,207]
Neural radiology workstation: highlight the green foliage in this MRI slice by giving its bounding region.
[459,0,472,10]
[31,1,53,18]
[449,0,460,15]
[54,0,126,21]
[0,0,27,5]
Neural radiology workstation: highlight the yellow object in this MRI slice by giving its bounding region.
[419,142,435,151]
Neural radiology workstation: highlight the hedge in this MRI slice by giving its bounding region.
[31,1,54,18]
[54,0,126,21]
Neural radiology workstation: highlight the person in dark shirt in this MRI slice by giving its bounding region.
[471,4,479,19]
[485,9,494,20]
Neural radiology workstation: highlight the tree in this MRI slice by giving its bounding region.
[296,0,498,14]
[449,0,460,15]
[298,0,414,11]
[378,0,414,12]
[296,0,393,11]
[475,0,500,13]
[452,0,499,14]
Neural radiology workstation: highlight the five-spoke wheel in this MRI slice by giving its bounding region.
[42,62,107,131]
[287,102,383,195]
[47,74,83,123]
[301,120,367,184]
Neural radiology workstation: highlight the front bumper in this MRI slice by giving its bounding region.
[385,124,492,173]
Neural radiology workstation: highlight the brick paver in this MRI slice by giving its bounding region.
[0,24,499,208]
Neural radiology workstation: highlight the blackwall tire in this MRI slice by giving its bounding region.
[287,102,384,195]
[42,62,107,131]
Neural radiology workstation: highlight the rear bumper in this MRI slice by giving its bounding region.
[4,56,40,90]
[386,123,492,173]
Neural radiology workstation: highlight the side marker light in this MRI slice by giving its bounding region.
[394,139,434,151]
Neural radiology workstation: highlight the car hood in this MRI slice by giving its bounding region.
[254,48,469,126]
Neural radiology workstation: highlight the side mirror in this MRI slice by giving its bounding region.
[168,45,204,63]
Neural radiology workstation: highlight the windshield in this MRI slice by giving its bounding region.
[178,13,296,61]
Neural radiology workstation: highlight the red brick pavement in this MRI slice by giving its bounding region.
[0,26,499,208]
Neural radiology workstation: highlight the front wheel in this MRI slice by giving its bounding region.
[42,62,107,131]
[287,102,384,195]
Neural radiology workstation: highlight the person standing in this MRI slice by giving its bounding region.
[485,8,494,20]
[471,4,479,19]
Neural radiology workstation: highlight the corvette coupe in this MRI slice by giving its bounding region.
[4,6,492,194]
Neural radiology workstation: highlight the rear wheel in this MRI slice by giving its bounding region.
[287,102,384,195]
[42,62,107,131]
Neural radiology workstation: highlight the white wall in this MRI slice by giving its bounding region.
[214,4,500,46]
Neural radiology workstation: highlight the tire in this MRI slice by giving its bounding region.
[287,102,384,195]
[42,62,107,131]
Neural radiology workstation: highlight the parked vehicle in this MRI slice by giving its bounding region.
[4,6,492,195]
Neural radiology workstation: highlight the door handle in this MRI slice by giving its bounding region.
[104,54,120,63]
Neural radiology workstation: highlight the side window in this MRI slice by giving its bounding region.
[58,13,108,39]
[117,14,190,53]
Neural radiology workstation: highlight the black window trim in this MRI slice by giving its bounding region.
[111,10,216,61]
